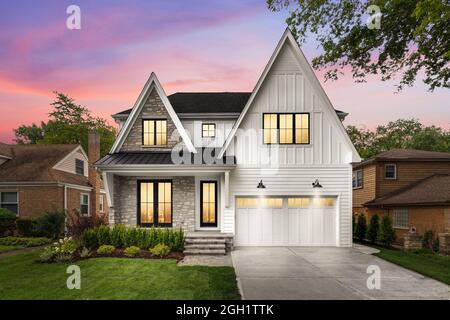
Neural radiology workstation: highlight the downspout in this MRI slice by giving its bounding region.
[64,184,68,234]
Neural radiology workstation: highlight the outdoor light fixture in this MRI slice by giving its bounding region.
[312,179,323,188]
[257,180,266,189]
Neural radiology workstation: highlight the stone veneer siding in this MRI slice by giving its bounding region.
[113,176,195,231]
[120,90,181,152]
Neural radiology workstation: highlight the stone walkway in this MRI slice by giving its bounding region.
[178,254,233,267]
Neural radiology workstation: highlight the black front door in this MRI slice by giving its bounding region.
[200,181,217,227]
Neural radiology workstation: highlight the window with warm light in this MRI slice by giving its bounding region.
[143,119,167,146]
[138,180,172,227]
[202,123,216,138]
[263,113,309,144]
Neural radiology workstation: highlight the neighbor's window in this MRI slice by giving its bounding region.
[0,192,18,214]
[385,164,396,180]
[80,193,89,216]
[75,159,84,175]
[138,180,172,227]
[202,123,216,138]
[143,119,167,146]
[99,194,104,213]
[263,113,309,144]
[393,208,408,229]
[352,170,363,189]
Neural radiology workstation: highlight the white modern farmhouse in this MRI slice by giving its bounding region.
[96,28,361,253]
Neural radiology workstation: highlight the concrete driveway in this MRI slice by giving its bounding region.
[231,247,450,300]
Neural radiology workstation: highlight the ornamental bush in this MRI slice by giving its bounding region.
[366,214,380,243]
[16,218,37,237]
[377,215,396,247]
[0,208,17,236]
[110,225,126,248]
[39,237,77,263]
[124,246,140,257]
[97,245,115,255]
[355,215,367,241]
[0,236,50,247]
[150,243,170,258]
[34,211,65,239]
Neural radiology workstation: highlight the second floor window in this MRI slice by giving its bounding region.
[202,123,216,138]
[75,159,84,175]
[352,170,363,189]
[263,113,309,144]
[143,119,167,146]
[385,164,397,180]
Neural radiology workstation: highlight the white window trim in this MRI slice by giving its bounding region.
[393,208,409,229]
[80,193,90,216]
[352,169,363,189]
[0,191,19,215]
[201,123,216,139]
[99,194,105,213]
[384,163,397,180]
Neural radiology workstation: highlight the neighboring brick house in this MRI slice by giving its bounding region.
[352,149,450,244]
[0,132,108,219]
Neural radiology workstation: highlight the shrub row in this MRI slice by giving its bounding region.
[15,211,65,239]
[0,236,51,247]
[81,225,185,251]
[0,209,17,236]
[353,214,396,246]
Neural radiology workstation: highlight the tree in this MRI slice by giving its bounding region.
[347,119,450,158]
[366,214,380,243]
[378,215,396,246]
[355,214,367,241]
[14,92,116,157]
[267,0,450,91]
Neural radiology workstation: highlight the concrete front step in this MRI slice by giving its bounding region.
[184,248,226,255]
[185,238,227,244]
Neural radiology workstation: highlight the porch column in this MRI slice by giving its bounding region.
[102,172,115,225]
[224,171,230,208]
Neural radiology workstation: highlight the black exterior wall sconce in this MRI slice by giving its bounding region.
[312,179,323,188]
[257,180,266,189]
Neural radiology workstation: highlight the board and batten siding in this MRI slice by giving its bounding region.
[53,149,88,177]
[221,41,354,247]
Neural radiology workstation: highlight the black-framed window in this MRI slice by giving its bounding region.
[143,119,167,146]
[200,181,217,227]
[138,180,172,227]
[263,113,310,144]
[385,164,397,180]
[352,170,363,189]
[80,193,89,216]
[202,123,216,138]
[75,159,84,175]
[99,194,105,213]
[0,192,18,214]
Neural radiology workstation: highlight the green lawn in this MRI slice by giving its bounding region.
[0,250,240,300]
[0,245,20,253]
[374,247,450,285]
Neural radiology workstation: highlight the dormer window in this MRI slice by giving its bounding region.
[75,159,84,175]
[202,123,216,138]
[143,119,167,146]
[385,164,397,180]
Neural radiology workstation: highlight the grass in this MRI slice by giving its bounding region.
[0,250,241,300]
[372,246,450,285]
[0,245,20,253]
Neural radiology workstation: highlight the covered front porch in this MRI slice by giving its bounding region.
[101,167,234,234]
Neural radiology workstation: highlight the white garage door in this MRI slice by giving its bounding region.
[235,197,337,246]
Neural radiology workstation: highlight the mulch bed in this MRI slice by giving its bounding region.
[74,248,184,262]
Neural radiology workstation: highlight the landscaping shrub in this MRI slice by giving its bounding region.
[39,237,77,263]
[0,208,17,236]
[97,245,115,255]
[124,246,140,257]
[79,247,91,258]
[96,225,110,246]
[0,236,50,247]
[34,211,65,239]
[66,209,106,239]
[366,214,380,243]
[16,218,37,237]
[355,215,367,241]
[377,215,396,247]
[124,227,138,247]
[422,230,440,253]
[352,215,356,238]
[80,228,98,249]
[110,225,126,247]
[150,243,170,258]
[172,229,185,251]
[432,238,440,253]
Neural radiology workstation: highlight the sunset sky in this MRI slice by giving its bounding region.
[0,0,449,143]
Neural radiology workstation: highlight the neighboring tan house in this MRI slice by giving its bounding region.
[0,133,108,219]
[96,28,361,254]
[352,149,450,244]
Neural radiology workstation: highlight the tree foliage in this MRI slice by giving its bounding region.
[366,214,380,243]
[267,0,450,91]
[14,92,116,157]
[378,215,396,246]
[355,214,367,241]
[347,119,450,159]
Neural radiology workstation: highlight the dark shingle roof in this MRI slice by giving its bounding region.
[0,144,91,187]
[365,174,450,207]
[354,149,450,169]
[96,149,236,166]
